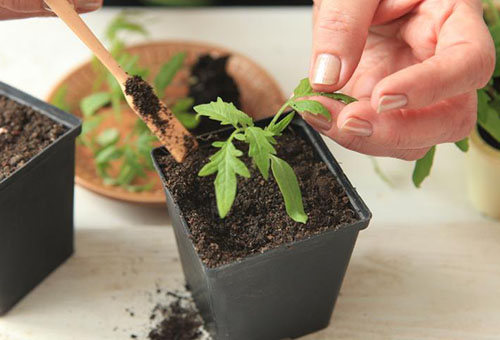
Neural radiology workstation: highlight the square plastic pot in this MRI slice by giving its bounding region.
[152,116,371,340]
[0,82,81,315]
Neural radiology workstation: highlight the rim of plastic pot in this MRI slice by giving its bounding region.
[470,125,500,162]
[0,81,82,192]
[151,115,372,271]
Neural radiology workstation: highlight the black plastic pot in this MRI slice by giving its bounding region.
[152,116,371,340]
[0,82,81,315]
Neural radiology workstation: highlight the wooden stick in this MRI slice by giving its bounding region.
[43,0,197,162]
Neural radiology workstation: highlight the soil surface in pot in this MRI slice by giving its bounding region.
[0,95,67,182]
[157,126,359,268]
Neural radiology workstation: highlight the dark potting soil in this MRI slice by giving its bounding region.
[125,76,162,124]
[157,127,359,268]
[189,54,241,135]
[147,290,211,340]
[0,95,67,182]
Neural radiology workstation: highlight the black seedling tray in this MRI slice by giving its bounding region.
[0,82,81,315]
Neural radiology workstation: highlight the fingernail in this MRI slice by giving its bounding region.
[302,112,332,131]
[43,0,75,11]
[377,94,408,113]
[340,117,373,137]
[312,53,341,85]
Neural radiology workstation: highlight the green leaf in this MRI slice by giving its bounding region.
[81,115,104,136]
[293,78,313,97]
[80,92,111,117]
[171,98,199,129]
[412,146,436,188]
[292,78,357,104]
[51,85,71,112]
[106,15,148,43]
[175,112,200,130]
[198,141,250,218]
[172,97,194,113]
[455,138,469,152]
[290,100,331,120]
[95,145,123,164]
[245,127,276,179]
[315,92,357,104]
[270,155,307,223]
[155,52,186,97]
[477,89,500,142]
[194,97,253,128]
[267,111,295,135]
[96,128,120,147]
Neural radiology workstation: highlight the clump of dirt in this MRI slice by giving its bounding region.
[189,54,241,134]
[147,290,211,340]
[157,127,359,268]
[0,95,67,182]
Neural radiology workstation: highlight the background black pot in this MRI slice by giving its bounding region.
[152,117,371,340]
[0,82,81,315]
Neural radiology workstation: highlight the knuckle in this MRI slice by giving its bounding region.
[469,43,496,88]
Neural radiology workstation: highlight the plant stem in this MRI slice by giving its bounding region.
[268,100,292,129]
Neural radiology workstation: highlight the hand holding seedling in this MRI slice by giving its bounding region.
[195,78,355,223]
[306,0,495,164]
[0,0,101,19]
[43,0,197,162]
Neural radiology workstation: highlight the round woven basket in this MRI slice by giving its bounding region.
[46,40,285,204]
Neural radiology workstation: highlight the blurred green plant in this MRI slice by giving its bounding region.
[51,12,199,192]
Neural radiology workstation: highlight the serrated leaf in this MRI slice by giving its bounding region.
[267,111,295,135]
[96,128,120,147]
[155,52,186,97]
[412,146,436,188]
[245,126,276,179]
[290,100,331,120]
[80,92,111,117]
[455,138,469,152]
[194,97,253,128]
[198,141,250,218]
[293,78,313,97]
[270,155,308,223]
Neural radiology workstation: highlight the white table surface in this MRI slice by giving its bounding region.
[0,7,499,340]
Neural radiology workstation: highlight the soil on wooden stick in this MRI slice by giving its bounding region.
[125,76,163,125]
[157,126,359,268]
[0,95,67,182]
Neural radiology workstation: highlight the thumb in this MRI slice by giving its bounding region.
[310,0,379,92]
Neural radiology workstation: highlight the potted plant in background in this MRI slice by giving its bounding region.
[0,82,81,315]
[152,79,371,339]
[464,0,500,219]
[48,12,284,204]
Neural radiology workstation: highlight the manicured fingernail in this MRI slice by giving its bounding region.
[377,94,408,113]
[302,112,332,131]
[312,54,341,85]
[340,117,372,137]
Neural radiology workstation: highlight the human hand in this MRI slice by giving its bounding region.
[305,0,495,160]
[0,0,102,20]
